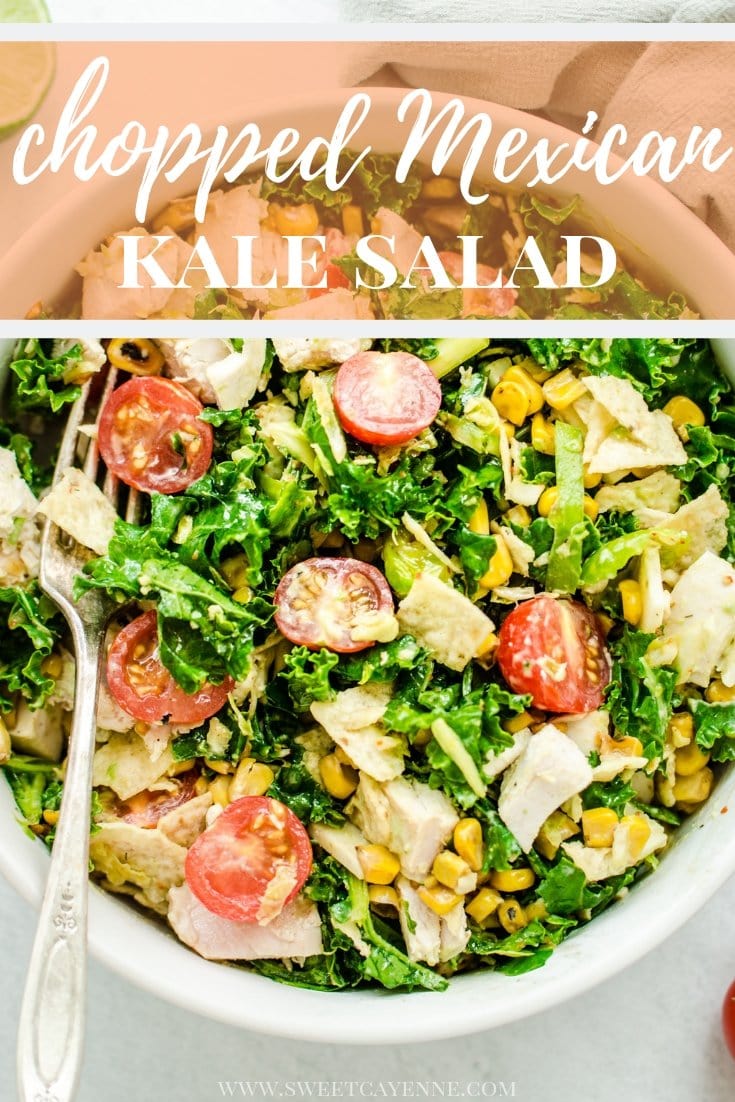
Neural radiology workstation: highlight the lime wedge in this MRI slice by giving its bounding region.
[0,0,50,21]
[0,41,55,138]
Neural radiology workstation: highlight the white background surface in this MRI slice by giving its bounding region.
[3,7,735,1102]
[2,872,735,1100]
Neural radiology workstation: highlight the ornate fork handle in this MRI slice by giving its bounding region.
[17,614,105,1102]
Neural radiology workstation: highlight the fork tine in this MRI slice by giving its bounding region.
[51,381,93,487]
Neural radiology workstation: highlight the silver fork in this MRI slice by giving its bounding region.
[17,367,139,1102]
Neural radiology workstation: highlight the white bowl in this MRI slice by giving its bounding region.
[1,88,735,317]
[1,341,734,1043]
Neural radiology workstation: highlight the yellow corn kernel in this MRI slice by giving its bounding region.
[469,498,490,534]
[107,338,164,376]
[525,900,548,922]
[432,850,476,894]
[475,632,498,660]
[42,808,60,826]
[618,579,642,626]
[537,485,559,517]
[610,735,644,757]
[497,898,527,933]
[503,366,545,415]
[422,176,459,200]
[272,202,320,236]
[673,767,714,806]
[503,710,533,735]
[418,884,462,916]
[480,534,514,590]
[583,469,602,489]
[221,553,249,590]
[597,613,614,636]
[454,818,484,873]
[491,380,530,426]
[490,867,536,892]
[233,586,251,604]
[209,774,231,808]
[205,758,233,775]
[168,758,196,776]
[319,753,359,800]
[368,884,399,911]
[619,814,652,859]
[341,203,364,237]
[41,653,63,679]
[705,679,735,703]
[674,741,710,777]
[581,807,618,848]
[466,887,503,925]
[531,413,556,456]
[542,368,588,410]
[357,844,401,885]
[535,811,581,859]
[663,396,706,430]
[229,759,275,801]
[194,776,209,796]
[582,495,599,521]
[668,713,694,748]
[504,504,531,528]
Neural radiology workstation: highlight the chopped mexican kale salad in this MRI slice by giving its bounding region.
[0,334,732,991]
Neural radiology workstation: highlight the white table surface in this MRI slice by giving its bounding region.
[1,871,735,1101]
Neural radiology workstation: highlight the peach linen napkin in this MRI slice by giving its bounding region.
[338,40,735,251]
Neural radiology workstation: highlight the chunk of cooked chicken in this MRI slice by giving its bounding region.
[309,821,369,879]
[348,774,458,882]
[273,338,373,373]
[498,723,594,852]
[167,884,324,961]
[77,227,192,320]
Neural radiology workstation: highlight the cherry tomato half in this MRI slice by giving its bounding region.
[307,262,351,299]
[439,251,517,318]
[106,611,233,725]
[723,979,735,1060]
[274,557,394,653]
[114,771,199,828]
[185,796,312,923]
[496,595,611,714]
[98,376,213,494]
[333,351,442,447]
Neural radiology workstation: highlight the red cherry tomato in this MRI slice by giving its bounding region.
[115,771,199,828]
[333,351,442,447]
[185,796,312,923]
[439,251,517,318]
[107,611,233,725]
[723,980,735,1060]
[307,262,351,299]
[496,595,611,714]
[274,557,394,653]
[98,376,213,494]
